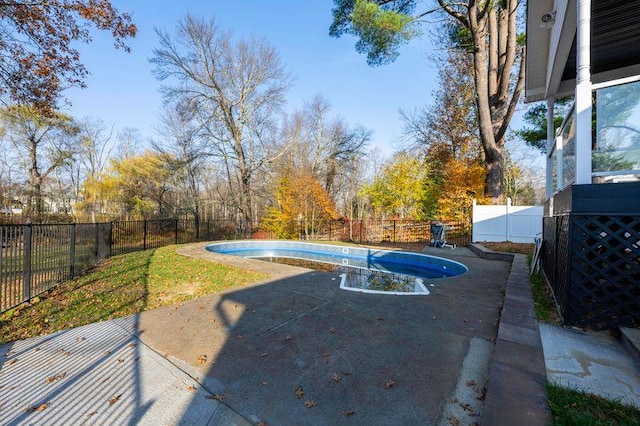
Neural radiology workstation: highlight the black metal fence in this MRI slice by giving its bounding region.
[0,223,111,313]
[1,218,470,313]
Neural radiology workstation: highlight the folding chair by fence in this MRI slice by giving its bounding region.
[430,222,456,249]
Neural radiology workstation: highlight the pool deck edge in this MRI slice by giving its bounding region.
[471,245,551,425]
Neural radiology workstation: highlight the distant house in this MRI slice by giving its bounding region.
[526,0,640,329]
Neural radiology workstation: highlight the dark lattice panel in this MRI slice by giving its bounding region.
[554,215,572,318]
[542,216,557,293]
[568,215,640,329]
[542,215,572,321]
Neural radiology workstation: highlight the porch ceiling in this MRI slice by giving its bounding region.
[525,0,640,103]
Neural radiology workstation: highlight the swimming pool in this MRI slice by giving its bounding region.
[205,241,468,295]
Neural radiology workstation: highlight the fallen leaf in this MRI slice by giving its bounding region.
[342,410,356,416]
[76,337,86,342]
[284,335,292,341]
[466,380,476,387]
[8,359,17,365]
[187,385,197,392]
[385,379,395,389]
[117,358,124,363]
[477,388,487,401]
[26,403,49,413]
[332,373,341,383]
[295,386,304,399]
[304,400,317,408]
[86,411,98,418]
[329,327,337,334]
[196,354,208,365]
[108,394,121,405]
[127,343,136,349]
[206,394,227,401]
[44,372,66,384]
[449,417,460,426]
[377,317,385,321]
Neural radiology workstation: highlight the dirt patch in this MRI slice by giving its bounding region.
[480,242,535,256]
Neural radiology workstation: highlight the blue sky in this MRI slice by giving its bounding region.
[63,0,441,155]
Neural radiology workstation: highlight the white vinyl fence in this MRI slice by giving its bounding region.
[472,199,543,243]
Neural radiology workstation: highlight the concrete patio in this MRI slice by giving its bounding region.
[6,242,637,425]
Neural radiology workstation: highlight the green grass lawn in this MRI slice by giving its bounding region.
[0,245,268,345]
[548,383,640,425]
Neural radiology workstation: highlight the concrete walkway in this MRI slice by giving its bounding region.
[541,323,640,409]
[0,318,246,425]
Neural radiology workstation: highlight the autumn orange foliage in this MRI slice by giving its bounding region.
[435,157,487,224]
[263,172,338,238]
[0,1,136,113]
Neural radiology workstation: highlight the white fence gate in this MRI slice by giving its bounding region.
[472,199,543,243]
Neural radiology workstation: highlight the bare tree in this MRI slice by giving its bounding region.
[1,105,78,221]
[153,103,208,221]
[151,14,291,232]
[303,96,370,195]
[401,48,480,162]
[276,95,370,201]
[115,127,143,160]
[503,137,544,206]
[74,117,115,221]
[0,129,20,217]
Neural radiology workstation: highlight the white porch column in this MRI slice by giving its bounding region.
[556,132,563,191]
[575,0,592,184]
[546,96,555,198]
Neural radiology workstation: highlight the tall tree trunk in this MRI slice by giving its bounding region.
[466,0,523,202]
[234,136,253,235]
[29,141,43,221]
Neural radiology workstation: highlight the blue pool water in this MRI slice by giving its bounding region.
[206,241,468,295]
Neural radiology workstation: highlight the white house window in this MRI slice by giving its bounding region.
[594,80,640,183]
